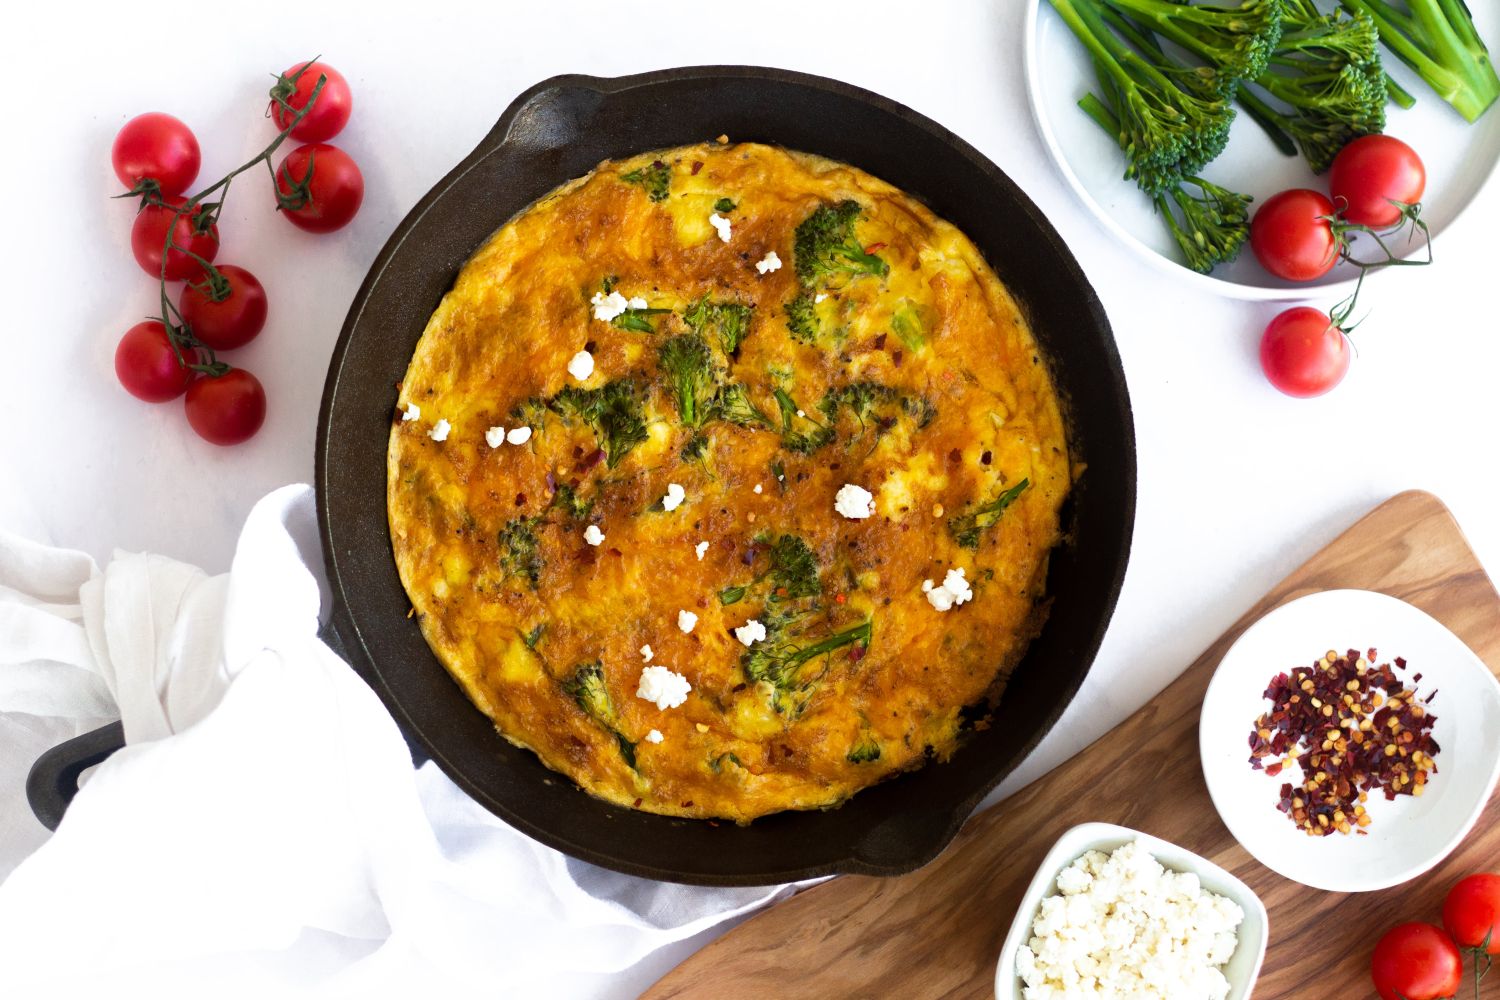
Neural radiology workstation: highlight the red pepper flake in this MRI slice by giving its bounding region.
[774,586,788,598]
[873,333,887,350]
[608,547,622,557]
[848,643,866,662]
[515,493,526,506]
[834,592,847,605]
[892,350,904,367]
[980,450,993,466]
[947,448,962,464]
[863,242,886,254]
[690,161,703,175]
[576,449,606,472]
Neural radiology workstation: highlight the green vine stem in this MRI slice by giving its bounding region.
[1323,201,1432,334]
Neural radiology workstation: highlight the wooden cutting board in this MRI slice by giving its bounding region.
[645,491,1500,999]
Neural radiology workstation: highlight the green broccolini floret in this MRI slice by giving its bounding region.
[549,483,594,521]
[819,381,938,440]
[847,733,882,763]
[683,296,754,354]
[1103,0,1285,81]
[620,161,671,202]
[681,432,712,464]
[766,533,821,599]
[499,517,543,588]
[792,200,890,287]
[742,615,873,716]
[657,333,719,428]
[560,661,637,769]
[711,381,774,429]
[773,387,834,454]
[1341,0,1499,123]
[948,478,1032,550]
[548,379,649,468]
[510,395,551,433]
[783,291,820,345]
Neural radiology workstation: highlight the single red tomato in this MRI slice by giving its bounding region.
[178,265,268,351]
[1444,873,1500,954]
[111,112,201,196]
[130,196,220,280]
[1250,189,1340,281]
[274,143,363,233]
[114,321,196,402]
[1371,923,1462,1000]
[184,369,266,445]
[1330,135,1426,229]
[269,60,353,142]
[1260,307,1351,398]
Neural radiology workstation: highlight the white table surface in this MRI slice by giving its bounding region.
[4,0,1498,993]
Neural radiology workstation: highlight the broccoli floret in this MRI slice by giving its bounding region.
[560,661,637,769]
[847,733,882,764]
[547,379,648,468]
[1049,0,1237,195]
[510,395,551,433]
[792,200,889,287]
[549,483,594,521]
[657,333,719,428]
[711,381,774,429]
[713,196,736,213]
[819,381,938,442]
[499,517,543,588]
[683,296,754,355]
[1341,0,1499,122]
[783,290,820,344]
[773,386,834,454]
[681,432,712,464]
[620,160,671,202]
[742,615,873,716]
[1103,0,1285,81]
[767,533,821,600]
[948,479,1031,550]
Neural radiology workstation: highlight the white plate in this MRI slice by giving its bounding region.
[1024,1,1500,299]
[993,822,1268,1000]
[1200,589,1500,892]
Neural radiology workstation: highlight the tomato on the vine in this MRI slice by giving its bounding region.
[130,196,220,280]
[1260,306,1351,398]
[274,143,363,233]
[1444,873,1500,954]
[114,321,195,403]
[269,60,353,143]
[179,265,268,350]
[1330,135,1426,230]
[184,369,266,446]
[1371,923,1462,1000]
[111,113,200,196]
[1250,189,1340,281]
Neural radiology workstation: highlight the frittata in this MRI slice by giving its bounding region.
[387,141,1071,823]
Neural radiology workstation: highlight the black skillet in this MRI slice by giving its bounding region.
[31,67,1135,886]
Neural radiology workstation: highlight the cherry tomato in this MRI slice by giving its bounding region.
[178,265,268,351]
[274,143,364,233]
[1444,873,1500,954]
[111,112,200,196]
[184,369,266,446]
[114,321,196,403]
[1371,923,1462,1000]
[1260,306,1351,398]
[269,60,353,143]
[130,196,220,280]
[1330,135,1426,230]
[1251,189,1340,281]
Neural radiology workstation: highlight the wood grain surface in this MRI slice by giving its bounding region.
[644,491,1500,999]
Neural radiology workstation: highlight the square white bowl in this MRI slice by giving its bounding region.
[993,822,1268,1000]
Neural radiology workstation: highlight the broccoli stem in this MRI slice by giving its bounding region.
[1385,71,1418,108]
[1234,85,1300,156]
[1341,0,1499,121]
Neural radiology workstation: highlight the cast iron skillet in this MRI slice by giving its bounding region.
[32,67,1134,886]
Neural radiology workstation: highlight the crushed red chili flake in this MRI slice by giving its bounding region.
[1248,647,1440,837]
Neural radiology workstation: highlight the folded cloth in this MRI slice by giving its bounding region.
[0,485,796,999]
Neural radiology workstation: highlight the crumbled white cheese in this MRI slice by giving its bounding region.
[567,350,595,381]
[661,482,687,511]
[834,483,875,520]
[590,290,630,322]
[734,619,767,648]
[401,402,421,422]
[427,419,451,442]
[677,609,698,633]
[814,293,828,303]
[645,729,664,744]
[639,644,653,662]
[1016,839,1244,1000]
[626,296,649,310]
[636,665,691,710]
[796,409,805,418]
[485,426,506,448]
[755,250,781,274]
[506,425,532,445]
[583,524,605,546]
[923,567,973,612]
[695,541,709,561]
[753,483,763,495]
[708,213,732,242]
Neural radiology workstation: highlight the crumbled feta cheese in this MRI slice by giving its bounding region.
[636,665,691,710]
[677,609,698,634]
[506,425,532,445]
[645,729,664,744]
[401,402,421,422]
[639,644,653,662]
[814,293,828,303]
[923,567,973,612]
[428,419,451,442]
[661,482,687,511]
[590,290,630,322]
[755,250,781,274]
[796,409,805,418]
[734,619,767,647]
[485,426,506,448]
[708,213,732,242]
[1016,839,1244,1000]
[567,350,594,381]
[583,524,605,546]
[753,483,763,494]
[626,296,648,310]
[834,483,876,520]
[695,540,709,561]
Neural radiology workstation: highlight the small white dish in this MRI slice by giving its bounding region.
[994,822,1268,1000]
[1023,0,1500,299]
[1200,589,1500,893]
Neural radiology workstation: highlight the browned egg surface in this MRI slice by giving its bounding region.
[388,142,1071,822]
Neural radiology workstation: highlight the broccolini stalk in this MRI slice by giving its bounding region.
[560,661,637,769]
[1341,0,1499,122]
[711,382,774,429]
[948,479,1031,550]
[742,616,873,716]
[1102,0,1286,81]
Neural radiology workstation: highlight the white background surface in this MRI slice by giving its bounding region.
[3,0,1499,991]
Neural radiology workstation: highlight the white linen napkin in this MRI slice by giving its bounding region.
[0,485,796,999]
